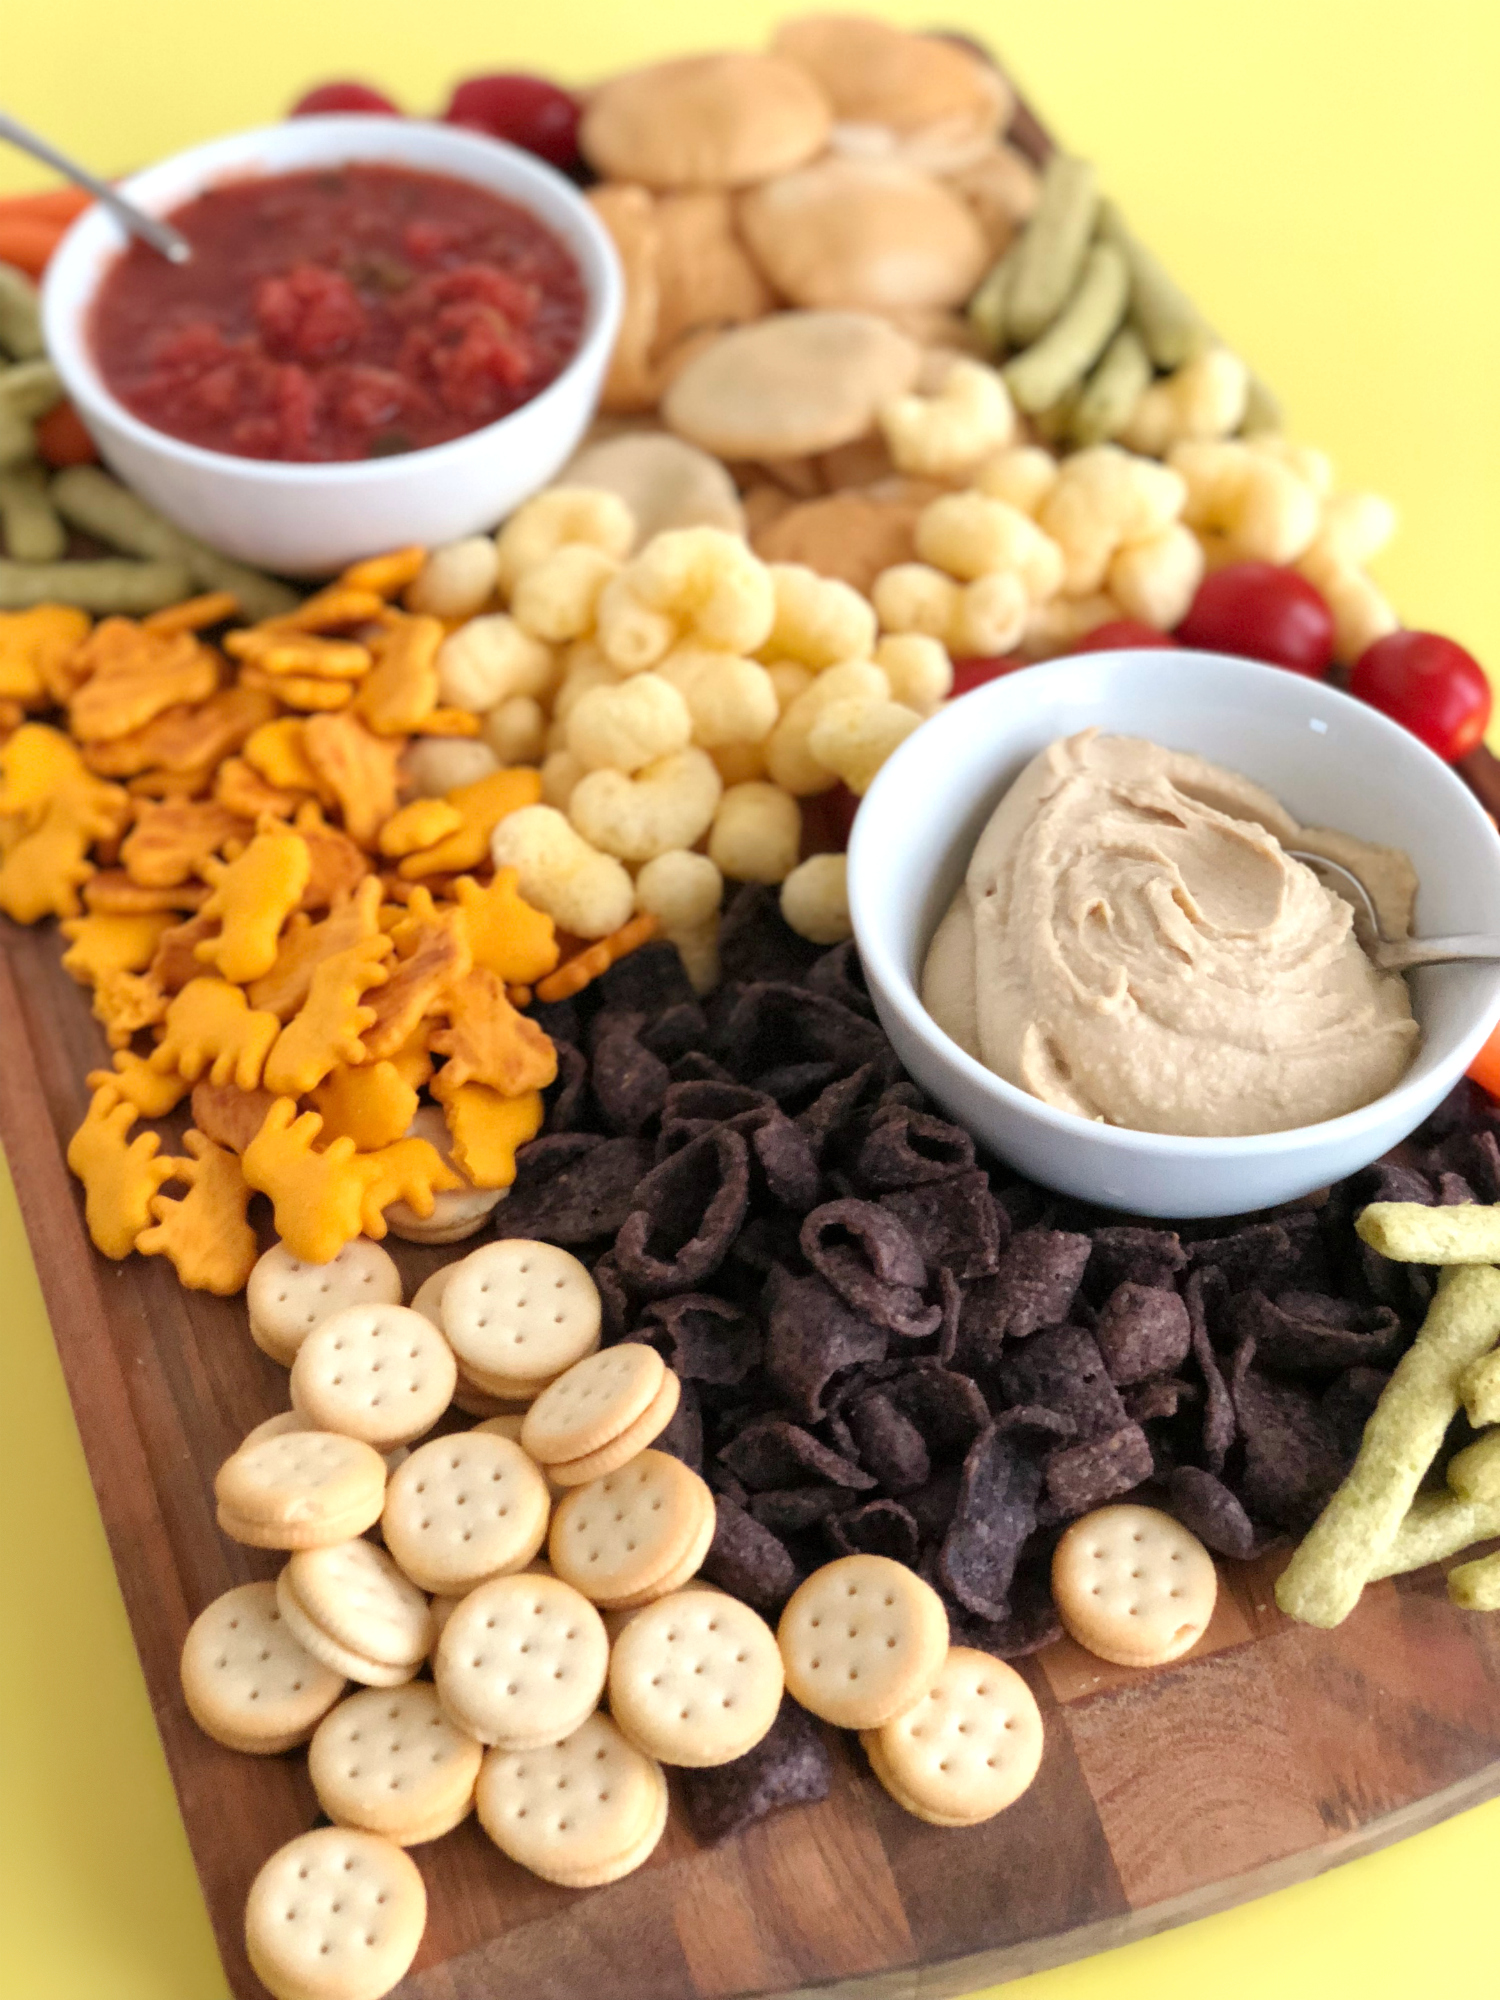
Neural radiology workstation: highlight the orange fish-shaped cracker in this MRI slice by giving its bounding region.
[440,1084,545,1190]
[66,1085,177,1259]
[195,824,311,983]
[429,968,557,1098]
[137,1130,258,1294]
[261,933,392,1097]
[242,1100,372,1265]
[151,977,281,1092]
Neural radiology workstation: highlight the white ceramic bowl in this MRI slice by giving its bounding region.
[41,117,622,575]
[849,650,1500,1218]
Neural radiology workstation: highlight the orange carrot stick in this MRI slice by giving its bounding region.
[0,187,92,225]
[0,215,67,278]
[35,400,99,467]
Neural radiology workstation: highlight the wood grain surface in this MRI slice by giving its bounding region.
[5,911,1500,2000]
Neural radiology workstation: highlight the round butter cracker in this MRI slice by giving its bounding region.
[434,1571,608,1749]
[548,1449,714,1608]
[1052,1503,1217,1667]
[289,1302,457,1451]
[441,1239,602,1396]
[608,1587,783,1767]
[244,1826,426,2000]
[279,1538,433,1676]
[580,52,832,190]
[382,1431,550,1595]
[861,1648,1044,1825]
[521,1342,666,1466]
[309,1683,483,1846]
[777,1553,948,1730]
[215,1430,387,1552]
[248,1238,402,1369]
[180,1580,346,1755]
[475,1711,668,1888]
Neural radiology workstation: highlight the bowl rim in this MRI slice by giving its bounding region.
[848,646,1500,1162]
[40,113,622,485]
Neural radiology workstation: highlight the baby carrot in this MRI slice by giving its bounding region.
[0,187,92,225]
[0,216,66,278]
[35,399,99,467]
[1467,1018,1500,1101]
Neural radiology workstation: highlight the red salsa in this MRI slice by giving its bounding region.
[91,163,586,462]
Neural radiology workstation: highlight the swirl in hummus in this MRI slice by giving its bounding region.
[921,730,1421,1137]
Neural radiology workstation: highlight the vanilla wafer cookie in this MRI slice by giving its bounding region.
[442,1240,601,1395]
[608,1587,783,1766]
[248,1239,402,1368]
[382,1431,550,1594]
[181,1581,346,1755]
[778,1554,948,1730]
[474,1711,668,1888]
[434,1571,608,1748]
[289,1304,457,1451]
[309,1683,483,1845]
[860,1649,1044,1825]
[215,1430,387,1551]
[244,1827,426,2000]
[522,1344,666,1467]
[277,1539,433,1685]
[549,1450,715,1608]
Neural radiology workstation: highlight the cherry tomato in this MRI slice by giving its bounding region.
[1468,1018,1500,1101]
[1069,620,1178,654]
[1175,561,1334,676]
[949,655,1028,697]
[1349,629,1493,763]
[289,81,400,116]
[443,74,582,170]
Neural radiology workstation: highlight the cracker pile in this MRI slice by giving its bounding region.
[193,1232,1049,2000]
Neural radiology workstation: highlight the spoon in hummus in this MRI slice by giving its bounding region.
[1289,851,1500,973]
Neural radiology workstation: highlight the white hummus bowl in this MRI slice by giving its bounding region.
[41,117,622,575]
[848,649,1500,1218]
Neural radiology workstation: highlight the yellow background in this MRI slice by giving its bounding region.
[3,2,1498,1995]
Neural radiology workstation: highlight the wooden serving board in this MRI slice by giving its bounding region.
[6,914,1500,2000]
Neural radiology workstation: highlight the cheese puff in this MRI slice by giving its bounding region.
[872,563,957,643]
[510,544,621,644]
[594,570,679,673]
[601,527,776,672]
[973,445,1060,517]
[1021,591,1121,659]
[762,565,877,669]
[765,660,890,795]
[406,535,500,620]
[1169,439,1320,566]
[480,695,547,767]
[780,852,851,945]
[494,486,635,595]
[1251,435,1335,498]
[551,640,625,725]
[1107,524,1205,630]
[566,672,693,773]
[402,737,499,799]
[1296,547,1399,665]
[490,803,636,938]
[567,746,723,864]
[917,491,1065,601]
[634,850,723,933]
[879,359,1016,480]
[711,743,768,785]
[947,575,1029,658]
[766,661,815,712]
[1119,347,1249,456]
[436,613,556,713]
[1036,447,1187,594]
[874,634,952,714]
[806,698,924,795]
[1306,491,1399,569]
[707,782,802,884]
[540,749,585,811]
[655,646,779,749]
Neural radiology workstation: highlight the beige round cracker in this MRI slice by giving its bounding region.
[434,1571,608,1749]
[548,1450,714,1608]
[289,1303,457,1452]
[752,489,924,595]
[560,433,746,548]
[651,190,775,354]
[543,1757,669,1888]
[544,1371,681,1486]
[428,1593,465,1659]
[215,1430,388,1544]
[1052,1504,1218,1667]
[309,1683,483,1846]
[861,1648,1044,1825]
[240,1409,313,1450]
[771,14,1008,133]
[450,1373,534,1420]
[608,1587,783,1767]
[777,1554,949,1730]
[740,159,988,312]
[384,1105,503,1244]
[180,1581,345,1755]
[248,1238,403,1369]
[408,1263,455,1331]
[276,1583,423,1691]
[382,1431,550,1595]
[521,1343,667,1466]
[441,1240,602,1395]
[587,184,661,415]
[474,1711,666,1887]
[601,1489,718,1611]
[580,52,832,190]
[663,311,922,460]
[244,1826,426,2000]
[280,1539,433,1671]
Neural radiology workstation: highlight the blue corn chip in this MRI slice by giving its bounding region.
[590,937,698,1016]
[1185,1266,1235,1474]
[637,999,710,1064]
[1320,1365,1391,1460]
[542,1039,592,1132]
[1167,1465,1257,1560]
[613,1127,751,1297]
[852,1108,976,1192]
[746,1110,822,1213]
[996,1325,1127,1441]
[719,884,825,987]
[1093,1282,1192,1386]
[845,1389,931,1493]
[888,1363,991,1464]
[589,1021,671,1135]
[1085,1225,1187,1297]
[979,1226,1092,1344]
[676,1695,832,1844]
[799,1198,940,1338]
[937,1410,1070,1619]
[494,1133,653,1244]
[654,1378,704,1472]
[827,1498,921,1567]
[1223,1290,1404,1374]
[638,1292,761,1388]
[752,1488,858,1534]
[763,1268,888,1421]
[700,1496,800,1615]
[1228,1336,1347,1532]
[719,1418,877,1493]
[804,939,876,1018]
[712,981,887,1086]
[878,1169,1003,1281]
[1044,1423,1153,1518]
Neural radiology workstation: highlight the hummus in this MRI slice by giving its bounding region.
[921,730,1421,1137]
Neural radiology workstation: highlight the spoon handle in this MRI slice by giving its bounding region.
[0,110,192,264]
[1376,935,1500,972]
